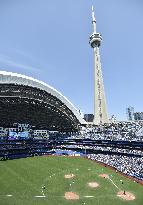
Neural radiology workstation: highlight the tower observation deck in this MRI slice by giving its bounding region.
[89,6,109,125]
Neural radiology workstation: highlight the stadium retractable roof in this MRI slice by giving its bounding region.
[0,71,86,131]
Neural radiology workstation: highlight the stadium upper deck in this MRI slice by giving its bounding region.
[0,71,86,131]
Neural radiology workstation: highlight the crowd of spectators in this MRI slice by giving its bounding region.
[0,140,52,157]
[70,121,143,180]
[60,144,143,156]
[88,154,143,180]
[80,121,143,141]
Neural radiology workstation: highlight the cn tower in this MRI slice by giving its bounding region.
[89,6,109,125]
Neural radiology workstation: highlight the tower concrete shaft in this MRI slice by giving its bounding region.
[89,6,109,125]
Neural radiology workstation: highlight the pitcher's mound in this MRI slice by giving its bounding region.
[99,174,109,179]
[64,192,79,200]
[64,174,75,179]
[88,182,99,188]
[117,191,135,201]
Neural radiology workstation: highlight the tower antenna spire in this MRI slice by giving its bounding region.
[92,6,96,33]
[89,6,109,125]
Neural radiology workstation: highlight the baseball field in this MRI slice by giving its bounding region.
[0,156,142,205]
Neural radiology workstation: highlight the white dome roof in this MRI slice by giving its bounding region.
[0,71,86,124]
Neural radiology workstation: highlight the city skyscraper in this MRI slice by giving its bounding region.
[134,112,143,121]
[126,106,134,121]
[89,6,109,125]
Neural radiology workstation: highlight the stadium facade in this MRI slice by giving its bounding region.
[0,71,86,131]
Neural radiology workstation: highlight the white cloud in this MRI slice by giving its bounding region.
[0,54,40,72]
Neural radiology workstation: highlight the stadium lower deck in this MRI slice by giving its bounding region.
[0,137,143,181]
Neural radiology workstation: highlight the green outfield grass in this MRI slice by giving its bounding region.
[0,156,142,205]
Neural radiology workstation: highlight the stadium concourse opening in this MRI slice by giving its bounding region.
[0,71,86,132]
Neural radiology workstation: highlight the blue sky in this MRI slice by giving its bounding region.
[0,0,143,120]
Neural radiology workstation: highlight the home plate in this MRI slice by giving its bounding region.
[35,196,46,198]
[84,196,94,198]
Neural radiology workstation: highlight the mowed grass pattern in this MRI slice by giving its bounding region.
[0,156,143,205]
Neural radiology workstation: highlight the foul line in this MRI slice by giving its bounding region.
[84,195,94,198]
[35,195,46,198]
[108,178,121,190]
